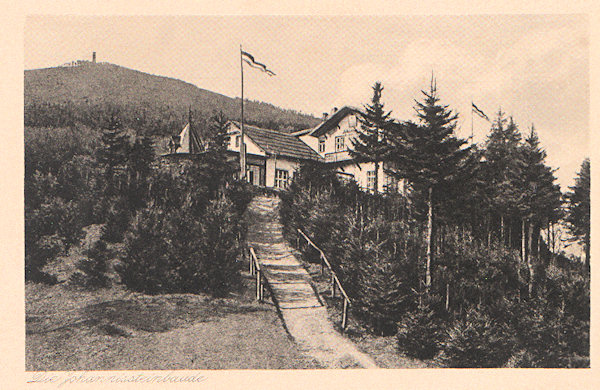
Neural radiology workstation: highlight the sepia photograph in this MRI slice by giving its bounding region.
[22,13,590,375]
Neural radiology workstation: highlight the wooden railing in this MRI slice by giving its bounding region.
[248,246,267,302]
[296,229,351,332]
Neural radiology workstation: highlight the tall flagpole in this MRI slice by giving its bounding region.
[470,99,474,146]
[240,45,246,180]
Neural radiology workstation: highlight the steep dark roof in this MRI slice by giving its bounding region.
[230,122,322,161]
[309,106,362,138]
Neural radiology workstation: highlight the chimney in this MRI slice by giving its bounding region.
[322,112,329,121]
[92,52,96,63]
[332,107,338,114]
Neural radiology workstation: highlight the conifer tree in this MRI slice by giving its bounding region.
[98,112,129,194]
[350,82,394,193]
[565,158,591,267]
[516,125,562,296]
[127,135,155,208]
[207,110,230,152]
[482,112,523,245]
[387,78,470,290]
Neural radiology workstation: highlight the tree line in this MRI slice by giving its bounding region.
[280,79,589,367]
[25,110,253,296]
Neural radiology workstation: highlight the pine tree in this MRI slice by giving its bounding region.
[482,112,523,245]
[207,110,230,152]
[386,78,471,290]
[97,112,129,194]
[516,125,562,296]
[127,135,155,208]
[565,158,590,267]
[350,82,395,193]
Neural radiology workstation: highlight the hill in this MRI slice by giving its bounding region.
[25,62,319,135]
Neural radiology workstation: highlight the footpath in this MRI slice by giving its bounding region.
[246,195,377,369]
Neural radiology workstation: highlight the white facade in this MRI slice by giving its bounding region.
[300,108,403,193]
[225,123,310,189]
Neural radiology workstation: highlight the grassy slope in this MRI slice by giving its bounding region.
[25,63,319,133]
[26,228,320,371]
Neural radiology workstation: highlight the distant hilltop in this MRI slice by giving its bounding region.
[58,51,98,68]
[25,57,319,135]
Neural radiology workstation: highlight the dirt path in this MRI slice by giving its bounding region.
[246,195,378,369]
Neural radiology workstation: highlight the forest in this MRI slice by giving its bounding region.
[279,81,590,367]
[25,111,253,295]
[24,63,319,135]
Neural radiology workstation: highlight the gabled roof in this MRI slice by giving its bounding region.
[229,122,322,161]
[291,127,314,137]
[309,106,362,138]
[174,122,204,154]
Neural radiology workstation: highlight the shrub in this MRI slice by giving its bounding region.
[226,180,255,217]
[340,216,416,336]
[25,196,85,282]
[439,308,515,368]
[25,234,63,283]
[70,240,111,288]
[117,196,243,296]
[101,196,131,243]
[396,297,448,360]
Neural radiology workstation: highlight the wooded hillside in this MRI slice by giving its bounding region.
[25,62,319,135]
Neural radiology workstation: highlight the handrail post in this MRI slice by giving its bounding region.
[256,269,261,301]
[259,275,264,302]
[342,299,348,332]
[331,274,336,299]
[320,253,324,276]
[296,230,300,249]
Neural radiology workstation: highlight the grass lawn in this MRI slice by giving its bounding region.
[26,227,321,370]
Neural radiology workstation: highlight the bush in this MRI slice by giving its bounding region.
[396,297,448,360]
[226,180,255,217]
[25,196,86,282]
[69,240,111,288]
[101,196,131,243]
[25,234,64,283]
[340,216,416,336]
[439,308,515,367]
[117,196,243,296]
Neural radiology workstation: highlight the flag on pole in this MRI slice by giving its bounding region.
[241,51,276,76]
[472,102,489,121]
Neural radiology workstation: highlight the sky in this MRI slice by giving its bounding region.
[24,15,589,189]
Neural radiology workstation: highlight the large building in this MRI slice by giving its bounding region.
[168,106,403,193]
[225,121,322,188]
[294,106,402,193]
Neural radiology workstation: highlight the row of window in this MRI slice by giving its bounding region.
[318,136,347,154]
[362,170,400,193]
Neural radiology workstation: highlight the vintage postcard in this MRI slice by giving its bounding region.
[2,1,598,389]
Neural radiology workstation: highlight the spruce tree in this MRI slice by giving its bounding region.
[387,78,470,290]
[207,110,230,153]
[350,82,394,193]
[98,112,129,194]
[482,112,523,245]
[127,135,155,208]
[565,158,590,267]
[516,125,562,296]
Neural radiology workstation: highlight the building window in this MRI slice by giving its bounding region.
[385,174,398,193]
[318,138,325,153]
[235,135,240,147]
[367,170,376,192]
[348,114,357,128]
[275,169,289,189]
[335,136,345,152]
